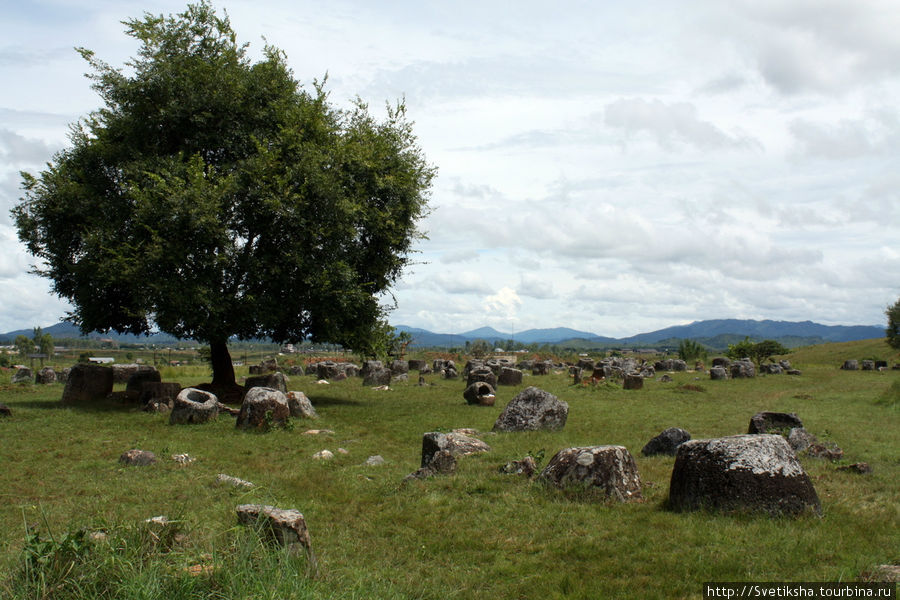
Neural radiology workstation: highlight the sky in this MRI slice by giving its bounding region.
[1,0,899,338]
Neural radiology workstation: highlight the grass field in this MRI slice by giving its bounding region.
[1,340,898,599]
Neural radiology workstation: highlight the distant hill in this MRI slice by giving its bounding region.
[2,318,884,350]
[395,319,883,349]
[617,319,884,345]
[0,322,179,344]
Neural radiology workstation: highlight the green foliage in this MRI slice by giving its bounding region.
[30,327,54,357]
[14,335,34,357]
[12,1,434,384]
[677,338,708,362]
[21,524,91,590]
[727,337,791,368]
[469,339,491,359]
[886,297,900,350]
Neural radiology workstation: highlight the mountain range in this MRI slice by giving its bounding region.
[0,318,885,350]
[394,319,884,349]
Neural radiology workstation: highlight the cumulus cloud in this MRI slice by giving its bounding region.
[430,271,493,295]
[484,286,521,319]
[603,98,759,150]
[734,0,900,95]
[519,273,555,300]
[788,109,900,159]
[0,128,56,165]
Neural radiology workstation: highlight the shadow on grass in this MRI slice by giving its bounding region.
[306,395,363,407]
[10,398,144,413]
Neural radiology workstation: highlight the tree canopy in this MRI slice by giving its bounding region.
[726,337,790,368]
[13,2,434,389]
[886,298,900,350]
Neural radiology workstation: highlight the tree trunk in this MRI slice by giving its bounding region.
[200,338,243,404]
[209,338,236,386]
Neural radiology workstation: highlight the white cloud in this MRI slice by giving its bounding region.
[788,109,900,159]
[440,249,480,264]
[483,287,522,319]
[519,273,555,300]
[604,98,759,151]
[0,128,57,165]
[731,0,900,95]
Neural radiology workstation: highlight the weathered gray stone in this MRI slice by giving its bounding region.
[61,364,114,404]
[112,364,155,384]
[576,358,595,370]
[570,366,583,384]
[408,359,427,371]
[442,367,459,380]
[539,445,643,502]
[316,362,342,380]
[748,411,803,435]
[389,360,409,375]
[861,360,876,371]
[12,368,33,384]
[237,387,290,430]
[787,427,816,452]
[711,357,731,369]
[119,449,156,466]
[463,381,496,406]
[493,386,568,432]
[467,367,497,389]
[360,360,383,378]
[363,368,392,386]
[244,372,288,394]
[531,361,553,376]
[139,382,181,408]
[668,434,821,516]
[841,359,859,371]
[286,391,317,419]
[807,441,843,461]
[642,427,691,456]
[250,357,278,374]
[35,367,57,385]
[421,431,491,468]
[126,367,161,399]
[236,504,316,573]
[499,455,538,477]
[217,474,255,488]
[730,360,756,378]
[169,388,219,425]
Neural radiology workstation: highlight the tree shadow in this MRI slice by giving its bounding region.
[10,398,144,413]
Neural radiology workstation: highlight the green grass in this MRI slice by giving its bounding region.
[1,341,898,599]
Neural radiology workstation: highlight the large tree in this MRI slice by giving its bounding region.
[13,2,434,396]
[886,297,900,350]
